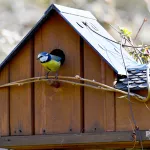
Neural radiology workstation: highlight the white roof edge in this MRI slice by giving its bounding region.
[54,4,97,20]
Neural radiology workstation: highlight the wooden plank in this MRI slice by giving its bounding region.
[104,64,115,131]
[31,37,35,135]
[116,90,150,131]
[84,42,115,132]
[34,12,81,134]
[0,65,9,136]
[9,40,32,135]
[84,42,105,132]
[1,143,148,150]
[0,131,149,149]
[80,37,84,133]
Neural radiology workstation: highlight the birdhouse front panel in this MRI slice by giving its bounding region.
[0,9,117,136]
[34,12,82,134]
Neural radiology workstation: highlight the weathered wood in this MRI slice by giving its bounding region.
[9,40,33,135]
[0,131,149,149]
[84,42,115,132]
[104,64,115,131]
[0,65,9,136]
[116,90,150,131]
[34,12,81,134]
[31,37,35,135]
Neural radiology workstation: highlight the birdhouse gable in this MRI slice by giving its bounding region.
[0,4,138,76]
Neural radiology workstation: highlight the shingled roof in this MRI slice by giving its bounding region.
[115,64,150,91]
[0,4,147,91]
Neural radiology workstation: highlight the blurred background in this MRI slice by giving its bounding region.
[0,0,150,63]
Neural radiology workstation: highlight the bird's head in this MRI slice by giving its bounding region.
[37,52,51,63]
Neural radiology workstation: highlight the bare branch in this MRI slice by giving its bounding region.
[0,75,147,102]
[134,18,147,40]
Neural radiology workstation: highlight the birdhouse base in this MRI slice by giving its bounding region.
[0,131,150,149]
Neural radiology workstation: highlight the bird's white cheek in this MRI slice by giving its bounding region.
[40,56,48,62]
[37,54,42,59]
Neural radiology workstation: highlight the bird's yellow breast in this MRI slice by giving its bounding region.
[41,60,61,72]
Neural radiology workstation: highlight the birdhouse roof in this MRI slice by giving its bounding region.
[0,4,140,75]
[115,64,149,91]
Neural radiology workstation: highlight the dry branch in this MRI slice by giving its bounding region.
[0,75,148,102]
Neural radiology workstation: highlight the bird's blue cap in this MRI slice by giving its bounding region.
[37,52,49,60]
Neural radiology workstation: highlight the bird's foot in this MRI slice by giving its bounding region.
[46,72,50,79]
[46,72,60,88]
[51,72,60,88]
[55,72,58,79]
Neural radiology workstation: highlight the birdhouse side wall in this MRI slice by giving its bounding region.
[0,39,33,136]
[116,90,150,131]
[0,65,9,136]
[9,40,33,136]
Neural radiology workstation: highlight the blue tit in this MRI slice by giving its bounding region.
[37,49,65,78]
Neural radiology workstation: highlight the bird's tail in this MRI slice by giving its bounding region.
[50,49,65,65]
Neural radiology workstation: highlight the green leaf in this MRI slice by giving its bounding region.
[119,27,132,38]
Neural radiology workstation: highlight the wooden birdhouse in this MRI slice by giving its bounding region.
[0,4,150,149]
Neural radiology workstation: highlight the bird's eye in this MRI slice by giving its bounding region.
[38,55,43,59]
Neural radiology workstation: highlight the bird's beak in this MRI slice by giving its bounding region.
[37,56,41,60]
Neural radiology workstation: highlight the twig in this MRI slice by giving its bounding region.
[20,78,114,91]
[0,75,148,102]
[0,76,137,94]
[109,24,120,33]
[131,137,137,150]
[134,18,147,40]
[128,117,137,150]
[129,118,138,150]
[128,117,134,131]
[110,22,149,58]
[125,37,143,63]
[120,35,144,150]
[144,102,150,111]
[85,22,150,48]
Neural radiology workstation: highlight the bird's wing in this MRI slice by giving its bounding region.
[50,54,62,62]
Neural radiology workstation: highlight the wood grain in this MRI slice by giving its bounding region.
[84,42,115,132]
[116,90,150,131]
[0,65,9,136]
[9,40,32,135]
[34,12,81,134]
[104,64,115,131]
[0,131,149,149]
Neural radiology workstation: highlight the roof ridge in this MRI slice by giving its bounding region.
[44,4,96,20]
